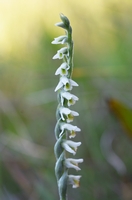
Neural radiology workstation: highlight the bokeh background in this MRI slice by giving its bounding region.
[0,0,132,199]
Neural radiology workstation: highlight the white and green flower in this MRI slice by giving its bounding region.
[68,175,82,188]
[60,123,81,138]
[65,158,83,171]
[62,140,81,155]
[59,107,79,122]
[55,63,70,76]
[61,92,79,106]
[53,47,68,59]
[52,35,68,44]
[55,76,78,92]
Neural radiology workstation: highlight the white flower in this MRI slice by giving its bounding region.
[55,76,78,92]
[53,47,68,59]
[65,158,83,171]
[61,92,79,106]
[51,35,68,44]
[62,140,81,155]
[60,123,81,138]
[68,175,82,188]
[55,63,70,76]
[60,107,79,123]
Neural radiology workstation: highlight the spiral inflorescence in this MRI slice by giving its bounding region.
[52,14,83,200]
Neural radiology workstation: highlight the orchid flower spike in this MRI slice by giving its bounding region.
[52,13,83,200]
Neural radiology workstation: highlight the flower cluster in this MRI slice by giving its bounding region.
[52,14,83,200]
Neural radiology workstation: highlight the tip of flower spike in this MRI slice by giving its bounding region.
[55,13,70,30]
[60,13,65,18]
[60,13,70,28]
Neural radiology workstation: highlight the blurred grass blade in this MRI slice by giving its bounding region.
[107,98,132,138]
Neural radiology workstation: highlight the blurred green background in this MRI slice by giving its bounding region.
[0,0,132,199]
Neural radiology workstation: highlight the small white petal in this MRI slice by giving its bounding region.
[61,77,78,91]
[61,123,81,132]
[54,81,63,92]
[60,107,70,121]
[52,35,68,44]
[59,107,79,122]
[59,108,66,120]
[62,140,81,155]
[55,67,61,76]
[61,76,69,85]
[61,62,70,70]
[61,77,72,91]
[53,53,59,59]
[60,107,71,115]
[71,110,79,116]
[55,63,69,76]
[61,92,79,106]
[63,79,78,91]
[65,158,83,171]
[70,79,79,86]
[59,47,68,54]
[62,142,76,155]
[54,77,68,92]
[54,77,78,93]
[59,123,81,137]
[52,47,68,60]
[62,92,79,101]
[65,161,81,171]
[68,175,82,188]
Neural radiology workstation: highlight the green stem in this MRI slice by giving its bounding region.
[67,27,73,79]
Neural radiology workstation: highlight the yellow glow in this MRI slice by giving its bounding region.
[0,0,131,57]
[0,1,68,57]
